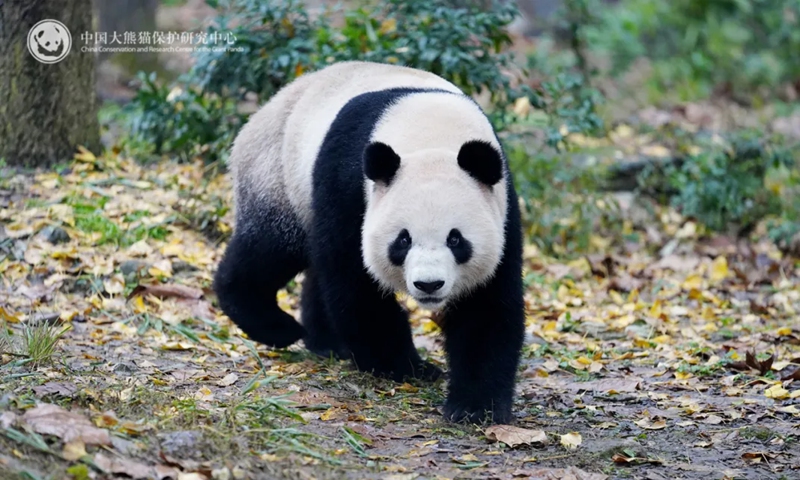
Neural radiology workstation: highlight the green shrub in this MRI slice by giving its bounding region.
[126,0,537,161]
[587,0,800,101]
[509,145,620,255]
[126,72,244,161]
[638,132,797,234]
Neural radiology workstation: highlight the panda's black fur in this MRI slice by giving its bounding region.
[215,83,524,424]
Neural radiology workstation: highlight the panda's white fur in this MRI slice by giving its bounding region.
[229,61,506,309]
[363,92,507,308]
[216,61,525,424]
[231,61,462,226]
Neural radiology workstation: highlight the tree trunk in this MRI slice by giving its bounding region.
[0,0,100,168]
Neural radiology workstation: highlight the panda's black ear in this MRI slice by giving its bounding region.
[458,140,503,187]
[363,142,401,185]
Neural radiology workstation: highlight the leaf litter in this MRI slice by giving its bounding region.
[0,151,798,479]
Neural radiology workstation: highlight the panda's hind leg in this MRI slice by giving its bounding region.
[213,206,307,348]
[300,269,348,359]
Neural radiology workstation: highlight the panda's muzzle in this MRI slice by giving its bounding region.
[413,280,445,294]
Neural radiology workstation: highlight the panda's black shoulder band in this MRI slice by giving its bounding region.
[363,142,401,185]
[458,140,503,187]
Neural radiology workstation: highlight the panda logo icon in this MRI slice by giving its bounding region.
[27,20,71,64]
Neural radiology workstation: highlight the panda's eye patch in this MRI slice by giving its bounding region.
[388,229,412,266]
[447,229,472,264]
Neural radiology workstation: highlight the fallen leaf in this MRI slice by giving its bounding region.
[634,417,667,430]
[709,256,729,282]
[128,283,203,300]
[485,425,547,448]
[560,432,582,450]
[216,373,239,387]
[62,440,87,461]
[764,384,790,400]
[32,381,78,398]
[22,403,111,445]
[94,452,172,479]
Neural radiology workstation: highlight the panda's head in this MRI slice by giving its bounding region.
[361,140,507,310]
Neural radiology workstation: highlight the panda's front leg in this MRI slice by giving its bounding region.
[327,274,442,382]
[441,280,525,424]
[310,246,442,382]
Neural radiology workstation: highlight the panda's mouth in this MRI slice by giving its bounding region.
[416,296,445,309]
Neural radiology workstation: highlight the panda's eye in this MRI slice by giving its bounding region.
[447,230,461,248]
[399,231,411,248]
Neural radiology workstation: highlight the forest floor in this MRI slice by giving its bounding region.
[0,148,799,480]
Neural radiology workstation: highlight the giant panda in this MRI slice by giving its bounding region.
[214,61,525,424]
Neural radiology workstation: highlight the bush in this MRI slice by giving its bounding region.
[638,132,797,234]
[509,145,620,255]
[587,0,800,101]
[126,72,244,161]
[126,0,537,161]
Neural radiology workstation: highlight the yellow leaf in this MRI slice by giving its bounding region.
[675,371,692,380]
[513,96,532,117]
[649,299,662,318]
[609,290,624,306]
[765,384,789,400]
[634,418,667,430]
[379,18,397,34]
[131,296,147,314]
[93,411,119,428]
[709,256,729,282]
[560,432,582,450]
[320,407,342,421]
[0,306,21,324]
[62,440,87,461]
[682,274,703,290]
[73,146,96,163]
[641,144,671,158]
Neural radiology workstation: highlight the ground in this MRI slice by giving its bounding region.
[0,150,798,480]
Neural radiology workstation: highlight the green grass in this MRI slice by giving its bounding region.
[23,322,70,366]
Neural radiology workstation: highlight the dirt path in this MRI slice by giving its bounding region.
[1,156,798,480]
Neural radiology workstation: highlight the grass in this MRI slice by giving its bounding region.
[22,322,70,367]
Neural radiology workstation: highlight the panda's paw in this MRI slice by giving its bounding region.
[443,399,512,425]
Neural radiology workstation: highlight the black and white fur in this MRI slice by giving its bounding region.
[214,61,525,424]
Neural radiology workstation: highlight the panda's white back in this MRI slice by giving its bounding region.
[230,61,464,226]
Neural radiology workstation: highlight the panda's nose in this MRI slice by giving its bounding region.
[414,280,445,294]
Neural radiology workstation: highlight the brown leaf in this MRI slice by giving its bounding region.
[128,283,203,301]
[94,452,176,479]
[746,351,774,376]
[741,452,778,463]
[22,403,111,445]
[32,381,77,398]
[780,366,800,381]
[485,425,547,448]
